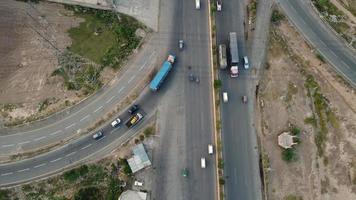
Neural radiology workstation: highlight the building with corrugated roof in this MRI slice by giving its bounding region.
[127,143,151,173]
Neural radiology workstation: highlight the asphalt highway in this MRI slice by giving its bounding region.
[277,0,356,87]
[0,44,159,155]
[216,0,262,199]
[151,0,216,199]
[0,88,164,186]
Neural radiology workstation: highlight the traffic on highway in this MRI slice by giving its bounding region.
[1,0,355,199]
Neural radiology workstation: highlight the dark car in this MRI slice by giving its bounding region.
[128,104,139,114]
[92,131,104,140]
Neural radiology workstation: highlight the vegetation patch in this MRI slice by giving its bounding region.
[66,6,143,69]
[282,148,298,162]
[271,9,285,24]
[284,194,303,200]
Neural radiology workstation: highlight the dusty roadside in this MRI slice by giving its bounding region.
[257,10,356,200]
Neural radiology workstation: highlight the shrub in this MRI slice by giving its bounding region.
[282,148,297,162]
[63,165,89,183]
[144,126,155,137]
[74,187,102,200]
[271,10,285,23]
[219,178,225,185]
[214,80,222,89]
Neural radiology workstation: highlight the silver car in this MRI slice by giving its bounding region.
[179,40,184,50]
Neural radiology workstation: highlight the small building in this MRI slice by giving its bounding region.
[127,143,151,173]
[278,132,298,149]
[118,190,147,200]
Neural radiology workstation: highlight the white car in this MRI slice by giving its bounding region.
[201,157,206,168]
[179,40,184,50]
[208,144,214,155]
[195,0,200,9]
[111,118,121,128]
[243,56,249,69]
[217,1,222,11]
[134,180,143,187]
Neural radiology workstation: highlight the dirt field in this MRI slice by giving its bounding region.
[0,0,119,125]
[257,16,356,200]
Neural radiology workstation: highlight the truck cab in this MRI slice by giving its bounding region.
[230,66,239,77]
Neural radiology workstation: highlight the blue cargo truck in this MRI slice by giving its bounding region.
[149,55,176,91]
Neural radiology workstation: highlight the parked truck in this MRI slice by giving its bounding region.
[219,44,227,69]
[149,55,175,91]
[229,32,239,77]
[125,113,144,128]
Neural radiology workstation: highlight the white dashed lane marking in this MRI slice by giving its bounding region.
[50,157,62,163]
[18,141,31,145]
[105,96,115,104]
[80,114,90,122]
[118,87,124,94]
[17,168,30,173]
[94,106,103,113]
[50,130,62,136]
[1,144,15,148]
[81,144,92,150]
[65,123,76,129]
[34,136,46,141]
[65,151,77,157]
[1,172,13,176]
[128,76,135,83]
[34,163,46,168]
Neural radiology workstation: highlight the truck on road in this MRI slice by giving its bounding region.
[229,32,239,77]
[149,55,175,91]
[125,113,144,128]
[219,44,227,69]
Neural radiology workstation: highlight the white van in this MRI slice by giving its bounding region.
[208,144,214,155]
[201,157,206,168]
[223,92,228,103]
[195,0,200,9]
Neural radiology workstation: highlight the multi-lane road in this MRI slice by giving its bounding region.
[151,0,216,199]
[216,0,262,200]
[277,0,356,87]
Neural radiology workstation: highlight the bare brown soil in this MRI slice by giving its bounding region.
[0,0,117,125]
[258,19,356,200]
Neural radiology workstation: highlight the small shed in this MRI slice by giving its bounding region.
[278,132,298,149]
[127,143,151,173]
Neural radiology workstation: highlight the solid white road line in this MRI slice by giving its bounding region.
[106,96,115,104]
[18,141,31,145]
[17,168,30,173]
[65,123,76,129]
[34,163,46,168]
[1,144,15,148]
[50,130,62,136]
[65,151,77,157]
[81,144,92,150]
[50,157,62,163]
[94,106,103,113]
[80,114,90,122]
[33,136,46,141]
[1,172,13,176]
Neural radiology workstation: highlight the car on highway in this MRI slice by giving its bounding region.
[111,118,121,128]
[242,95,247,104]
[217,0,222,11]
[92,131,103,140]
[189,74,199,83]
[195,0,200,9]
[208,144,214,155]
[179,40,184,50]
[201,157,206,168]
[243,56,249,69]
[223,92,228,103]
[181,168,189,177]
[128,104,139,114]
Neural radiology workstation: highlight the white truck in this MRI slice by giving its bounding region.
[217,0,222,11]
[195,0,200,9]
[219,44,227,69]
[201,157,206,168]
[229,32,239,78]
